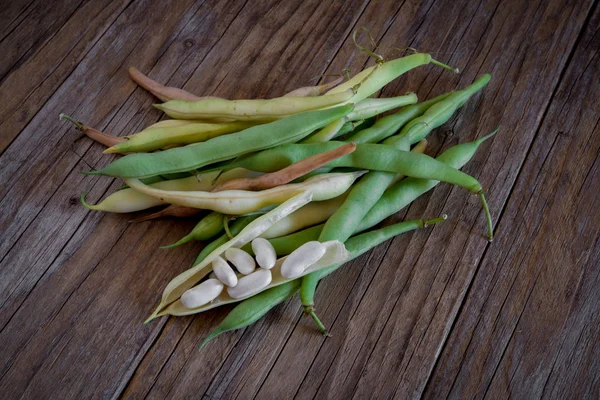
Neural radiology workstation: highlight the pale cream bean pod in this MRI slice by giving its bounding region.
[165,240,348,317]
[154,89,354,121]
[260,193,347,239]
[83,168,259,213]
[125,171,366,215]
[146,193,315,322]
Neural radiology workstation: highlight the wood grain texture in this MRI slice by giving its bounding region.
[0,0,598,398]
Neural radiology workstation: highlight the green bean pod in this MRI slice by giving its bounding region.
[358,130,497,231]
[345,92,451,144]
[217,142,484,193]
[345,94,417,120]
[154,89,354,121]
[161,211,225,249]
[386,74,491,147]
[105,120,256,153]
[328,53,454,103]
[89,105,354,179]
[200,280,301,349]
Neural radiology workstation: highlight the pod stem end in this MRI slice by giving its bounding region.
[60,113,86,131]
[423,214,448,227]
[306,309,330,336]
[431,58,460,73]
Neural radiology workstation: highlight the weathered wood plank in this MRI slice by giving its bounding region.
[424,5,600,398]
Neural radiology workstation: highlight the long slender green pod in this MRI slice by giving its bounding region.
[215,142,484,193]
[345,92,451,144]
[385,74,491,147]
[327,53,456,103]
[88,105,353,179]
[358,130,497,231]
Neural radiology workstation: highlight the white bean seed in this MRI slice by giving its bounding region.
[181,279,224,308]
[212,256,238,287]
[225,247,256,274]
[227,269,272,299]
[280,241,327,279]
[251,238,277,270]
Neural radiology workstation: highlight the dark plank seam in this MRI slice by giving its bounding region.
[401,0,581,394]
[0,13,145,277]
[539,319,587,397]
[177,0,251,94]
[509,119,600,397]
[480,144,566,397]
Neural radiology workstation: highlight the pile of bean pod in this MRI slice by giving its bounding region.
[63,48,496,346]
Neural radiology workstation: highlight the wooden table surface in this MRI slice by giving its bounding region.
[1,0,599,398]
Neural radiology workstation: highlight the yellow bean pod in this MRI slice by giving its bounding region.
[124,171,366,215]
[153,89,354,121]
[104,120,256,153]
[83,168,259,213]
